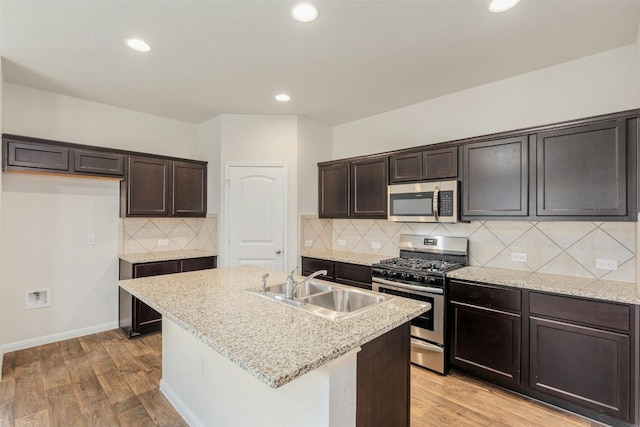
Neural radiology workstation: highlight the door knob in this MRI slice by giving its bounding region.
[275,250,282,254]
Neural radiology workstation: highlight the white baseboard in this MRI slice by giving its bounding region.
[0,321,119,354]
[160,379,203,427]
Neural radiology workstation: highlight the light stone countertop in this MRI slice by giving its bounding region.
[119,250,217,264]
[118,265,428,388]
[300,250,389,266]
[447,266,640,305]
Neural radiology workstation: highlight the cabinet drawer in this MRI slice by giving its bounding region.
[134,260,180,278]
[529,292,630,332]
[181,256,217,272]
[301,257,334,278]
[74,149,124,176]
[335,262,372,289]
[7,141,70,171]
[449,280,521,312]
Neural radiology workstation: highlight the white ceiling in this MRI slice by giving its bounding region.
[1,0,640,126]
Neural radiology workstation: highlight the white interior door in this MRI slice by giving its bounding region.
[225,164,286,271]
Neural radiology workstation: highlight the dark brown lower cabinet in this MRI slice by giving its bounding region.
[448,280,639,427]
[450,303,521,385]
[530,317,629,420]
[357,322,410,427]
[301,256,372,290]
[119,256,216,338]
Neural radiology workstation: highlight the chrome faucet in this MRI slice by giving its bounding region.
[259,273,269,293]
[284,269,328,299]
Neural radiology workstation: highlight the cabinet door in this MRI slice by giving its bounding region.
[173,161,207,217]
[133,297,162,330]
[301,257,334,280]
[536,120,626,217]
[125,156,171,216]
[351,156,388,218]
[423,146,457,179]
[6,140,70,171]
[389,151,422,183]
[318,162,350,218]
[462,136,528,217]
[450,302,521,385]
[334,262,372,290]
[74,149,124,177]
[180,256,217,272]
[530,317,630,420]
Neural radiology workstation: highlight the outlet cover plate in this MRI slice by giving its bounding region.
[511,253,527,262]
[596,259,618,270]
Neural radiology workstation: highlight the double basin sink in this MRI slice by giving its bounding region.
[246,281,389,320]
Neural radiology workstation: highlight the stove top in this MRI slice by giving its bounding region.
[376,257,463,273]
[372,234,469,287]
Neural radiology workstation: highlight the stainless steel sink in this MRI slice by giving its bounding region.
[304,289,386,314]
[246,278,389,320]
[265,281,332,298]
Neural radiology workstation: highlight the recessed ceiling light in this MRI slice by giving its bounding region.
[292,3,318,22]
[275,94,291,102]
[125,38,152,53]
[489,0,520,12]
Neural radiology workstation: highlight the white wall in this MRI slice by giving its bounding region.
[333,45,639,158]
[218,114,299,271]
[297,117,333,215]
[0,59,4,377]
[3,83,199,159]
[197,116,222,214]
[0,84,199,350]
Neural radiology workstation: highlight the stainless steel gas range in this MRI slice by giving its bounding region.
[372,234,468,374]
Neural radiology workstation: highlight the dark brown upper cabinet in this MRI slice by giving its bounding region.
[3,134,124,178]
[74,149,124,176]
[121,156,206,218]
[462,136,529,218]
[351,156,388,218]
[319,162,350,218]
[319,157,387,219]
[536,119,627,217]
[389,146,457,183]
[122,156,172,217]
[172,161,207,217]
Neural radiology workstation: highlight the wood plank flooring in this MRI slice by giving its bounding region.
[0,330,602,427]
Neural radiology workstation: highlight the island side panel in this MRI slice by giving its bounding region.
[159,317,359,427]
[357,321,411,427]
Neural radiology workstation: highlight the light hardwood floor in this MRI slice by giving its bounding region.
[1,330,601,427]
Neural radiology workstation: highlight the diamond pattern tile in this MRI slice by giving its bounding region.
[297,216,636,283]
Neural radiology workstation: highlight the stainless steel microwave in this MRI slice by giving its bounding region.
[388,180,458,223]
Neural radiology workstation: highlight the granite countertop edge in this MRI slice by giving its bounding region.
[119,266,427,389]
[119,250,218,264]
[447,266,640,305]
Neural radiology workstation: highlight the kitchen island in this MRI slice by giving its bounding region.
[119,265,428,427]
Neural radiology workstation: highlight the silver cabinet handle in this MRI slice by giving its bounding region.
[275,250,282,254]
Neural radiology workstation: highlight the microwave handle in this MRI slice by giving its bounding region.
[433,186,439,221]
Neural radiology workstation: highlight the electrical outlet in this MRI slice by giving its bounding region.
[596,259,618,270]
[339,377,350,409]
[371,242,381,249]
[158,239,169,246]
[86,233,96,246]
[338,239,346,246]
[511,253,527,262]
[304,240,313,247]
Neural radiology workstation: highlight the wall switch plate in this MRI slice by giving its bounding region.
[158,239,169,246]
[304,240,313,247]
[338,239,346,246]
[511,253,527,262]
[596,259,618,270]
[86,233,96,246]
[371,242,381,249]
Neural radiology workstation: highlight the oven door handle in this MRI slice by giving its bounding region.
[372,277,444,294]
[411,339,444,353]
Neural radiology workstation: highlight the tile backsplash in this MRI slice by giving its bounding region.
[119,215,218,255]
[300,215,636,283]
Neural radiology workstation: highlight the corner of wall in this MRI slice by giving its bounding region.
[0,55,5,379]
